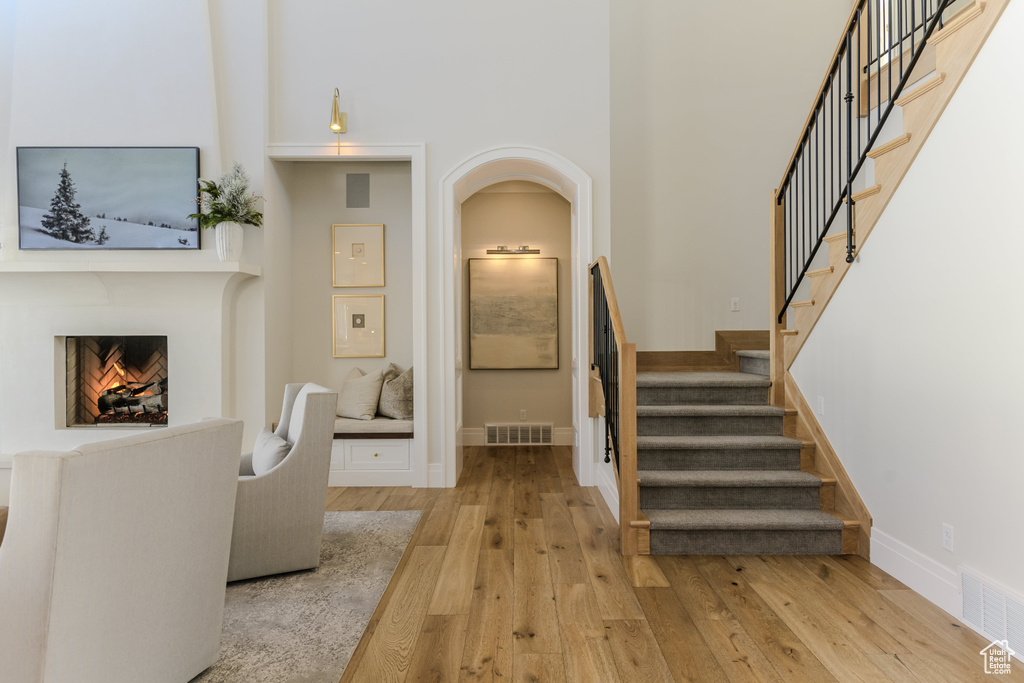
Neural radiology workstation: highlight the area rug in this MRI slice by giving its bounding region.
[193,510,422,683]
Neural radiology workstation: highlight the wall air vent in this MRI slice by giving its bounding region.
[959,567,1024,663]
[484,423,553,445]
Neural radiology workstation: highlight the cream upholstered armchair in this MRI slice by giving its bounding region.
[0,418,244,683]
[228,382,338,582]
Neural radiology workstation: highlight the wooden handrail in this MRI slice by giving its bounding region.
[590,257,629,348]
[589,256,638,555]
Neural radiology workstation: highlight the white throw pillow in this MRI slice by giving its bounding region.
[337,367,385,420]
[251,426,291,475]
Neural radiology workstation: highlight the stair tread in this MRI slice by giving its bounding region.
[637,434,804,450]
[636,371,769,388]
[637,404,785,417]
[735,350,769,359]
[646,508,845,531]
[638,469,824,487]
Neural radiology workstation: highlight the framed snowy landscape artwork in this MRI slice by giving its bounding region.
[17,147,200,250]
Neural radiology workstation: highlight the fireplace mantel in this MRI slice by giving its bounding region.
[0,261,261,276]
[0,260,261,455]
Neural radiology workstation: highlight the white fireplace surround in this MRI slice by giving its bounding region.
[0,263,258,460]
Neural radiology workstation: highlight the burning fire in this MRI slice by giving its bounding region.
[108,361,127,391]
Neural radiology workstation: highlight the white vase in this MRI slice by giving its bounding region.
[215,221,243,262]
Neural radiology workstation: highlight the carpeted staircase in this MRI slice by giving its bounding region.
[637,350,846,554]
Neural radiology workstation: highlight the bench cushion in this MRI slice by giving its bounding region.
[334,417,413,437]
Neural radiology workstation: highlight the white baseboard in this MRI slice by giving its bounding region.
[428,463,445,488]
[328,468,414,487]
[462,427,574,446]
[870,527,960,618]
[596,462,619,524]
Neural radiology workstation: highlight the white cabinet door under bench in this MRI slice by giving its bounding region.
[329,437,413,486]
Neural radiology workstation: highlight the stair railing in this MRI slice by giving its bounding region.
[775,0,954,324]
[589,257,638,555]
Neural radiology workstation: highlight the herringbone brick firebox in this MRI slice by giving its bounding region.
[65,336,168,426]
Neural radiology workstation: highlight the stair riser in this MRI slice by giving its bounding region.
[738,356,769,375]
[637,385,769,406]
[639,486,820,510]
[649,529,842,555]
[638,415,784,437]
[637,448,801,471]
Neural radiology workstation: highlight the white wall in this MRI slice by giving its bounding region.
[791,0,1024,603]
[1,0,611,482]
[266,0,610,472]
[610,0,853,351]
[460,182,572,430]
[286,160,413,389]
[0,0,271,453]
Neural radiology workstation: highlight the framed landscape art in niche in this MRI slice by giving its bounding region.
[16,147,200,250]
[468,257,558,369]
[333,223,384,287]
[333,295,385,358]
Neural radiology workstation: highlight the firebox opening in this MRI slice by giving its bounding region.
[65,335,168,427]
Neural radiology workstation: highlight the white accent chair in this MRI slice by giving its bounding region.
[0,418,244,683]
[228,383,338,582]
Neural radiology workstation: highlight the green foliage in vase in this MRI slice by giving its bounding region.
[188,162,264,229]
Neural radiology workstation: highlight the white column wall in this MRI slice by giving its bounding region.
[1,0,611,481]
[610,0,854,351]
[265,0,611,474]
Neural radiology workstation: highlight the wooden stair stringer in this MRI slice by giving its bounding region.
[783,0,1009,370]
[785,372,871,558]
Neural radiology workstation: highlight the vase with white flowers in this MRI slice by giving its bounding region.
[188,162,264,261]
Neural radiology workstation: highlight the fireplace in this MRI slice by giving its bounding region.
[65,336,168,427]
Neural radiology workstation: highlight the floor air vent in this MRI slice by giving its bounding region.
[485,423,553,445]
[960,567,1024,662]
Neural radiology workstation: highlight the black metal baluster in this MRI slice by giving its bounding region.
[867,0,874,142]
[913,0,921,59]
[878,0,884,115]
[898,0,904,78]
[788,176,793,296]
[888,0,894,102]
[802,151,807,278]
[814,116,818,244]
[845,34,856,264]
[856,11,862,157]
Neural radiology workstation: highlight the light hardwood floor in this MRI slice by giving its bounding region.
[332,446,1021,682]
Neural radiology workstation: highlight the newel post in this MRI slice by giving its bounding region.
[619,342,638,556]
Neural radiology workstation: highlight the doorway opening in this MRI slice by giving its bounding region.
[460,181,572,448]
[440,146,595,487]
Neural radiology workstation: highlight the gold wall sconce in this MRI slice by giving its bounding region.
[486,245,540,255]
[330,88,347,154]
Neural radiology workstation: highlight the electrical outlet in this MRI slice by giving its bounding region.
[817,396,825,415]
[520,409,527,421]
[942,523,954,551]
[730,297,741,312]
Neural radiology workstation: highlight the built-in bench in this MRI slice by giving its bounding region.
[330,417,413,486]
[333,417,413,440]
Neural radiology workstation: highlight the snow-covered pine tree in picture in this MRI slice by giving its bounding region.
[40,162,95,244]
